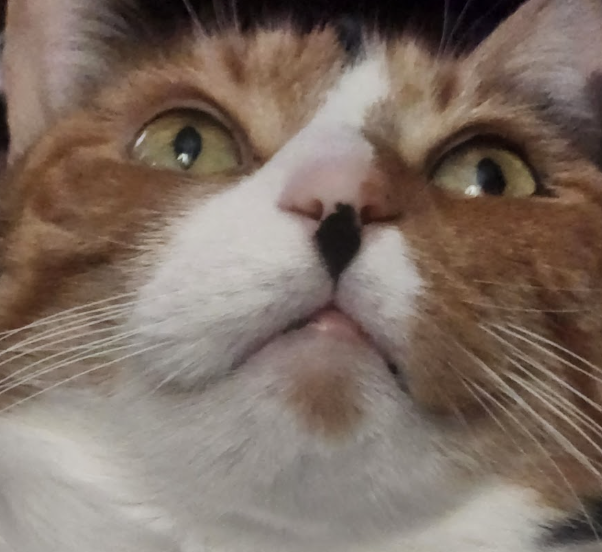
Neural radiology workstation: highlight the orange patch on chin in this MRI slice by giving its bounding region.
[286,364,363,439]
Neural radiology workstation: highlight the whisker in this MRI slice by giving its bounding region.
[0,343,163,415]
[0,292,138,343]
[483,325,602,426]
[520,370,602,448]
[508,373,602,468]
[445,0,475,53]
[496,324,602,382]
[509,354,602,441]
[460,344,602,483]
[445,329,560,471]
[227,0,240,33]
[437,0,452,60]
[0,288,194,369]
[460,0,506,47]
[460,300,585,313]
[0,314,173,394]
[471,381,598,538]
[0,310,131,379]
[0,324,151,393]
[453,376,525,471]
[0,331,141,397]
[464,378,531,457]
[0,287,192,348]
[180,0,204,35]
[470,279,602,293]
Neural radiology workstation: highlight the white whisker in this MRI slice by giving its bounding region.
[460,344,602,483]
[508,373,602,470]
[0,314,129,382]
[496,323,602,382]
[484,325,602,417]
[0,343,163,415]
[0,292,137,343]
[0,334,141,399]
[471,381,597,537]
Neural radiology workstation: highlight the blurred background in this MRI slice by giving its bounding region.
[0,0,528,152]
[0,0,526,42]
[123,0,526,46]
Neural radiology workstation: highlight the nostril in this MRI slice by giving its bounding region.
[305,199,324,221]
[360,204,378,224]
[280,197,324,221]
[360,202,401,224]
[360,204,385,224]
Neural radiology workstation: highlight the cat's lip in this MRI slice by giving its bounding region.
[283,306,368,342]
[280,306,402,378]
[234,304,402,381]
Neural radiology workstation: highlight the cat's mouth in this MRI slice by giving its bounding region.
[278,306,403,379]
[282,307,367,341]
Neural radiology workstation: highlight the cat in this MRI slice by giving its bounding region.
[1,0,602,550]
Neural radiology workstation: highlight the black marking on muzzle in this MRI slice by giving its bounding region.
[315,203,361,280]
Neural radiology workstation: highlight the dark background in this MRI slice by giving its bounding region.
[0,1,526,49]
[124,0,527,49]
[0,0,528,150]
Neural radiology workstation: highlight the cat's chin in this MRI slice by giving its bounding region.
[231,316,406,445]
[134,325,459,548]
[124,302,458,546]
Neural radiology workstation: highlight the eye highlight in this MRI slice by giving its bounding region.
[431,143,538,198]
[131,108,243,176]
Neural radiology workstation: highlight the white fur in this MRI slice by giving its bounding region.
[0,395,177,552]
[313,47,390,127]
[394,485,558,552]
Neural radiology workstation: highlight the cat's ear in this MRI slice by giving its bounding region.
[470,0,602,164]
[3,0,132,160]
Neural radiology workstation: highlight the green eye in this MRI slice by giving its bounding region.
[432,144,537,198]
[132,109,242,176]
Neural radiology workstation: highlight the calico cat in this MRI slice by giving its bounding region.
[2,0,602,550]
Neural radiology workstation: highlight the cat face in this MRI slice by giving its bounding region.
[3,0,602,549]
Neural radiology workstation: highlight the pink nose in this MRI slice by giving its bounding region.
[278,152,401,225]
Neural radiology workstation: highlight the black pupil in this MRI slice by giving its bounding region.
[476,157,506,195]
[173,126,203,169]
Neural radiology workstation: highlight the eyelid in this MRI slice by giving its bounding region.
[425,126,485,177]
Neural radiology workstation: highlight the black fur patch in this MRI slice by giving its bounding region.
[334,15,365,59]
[545,498,602,545]
[315,203,361,280]
[584,71,602,169]
[0,96,8,152]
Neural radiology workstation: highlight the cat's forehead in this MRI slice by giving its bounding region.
[107,30,476,166]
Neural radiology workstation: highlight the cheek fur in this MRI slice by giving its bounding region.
[129,169,332,388]
[337,227,425,360]
[395,187,602,503]
[405,193,602,404]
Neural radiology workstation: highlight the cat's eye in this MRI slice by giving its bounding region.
[131,109,243,176]
[431,144,537,198]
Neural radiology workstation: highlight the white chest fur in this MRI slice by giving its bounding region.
[0,396,559,552]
